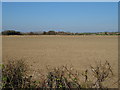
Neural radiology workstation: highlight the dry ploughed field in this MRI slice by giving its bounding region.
[2,35,118,88]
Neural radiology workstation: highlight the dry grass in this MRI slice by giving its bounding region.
[2,35,118,88]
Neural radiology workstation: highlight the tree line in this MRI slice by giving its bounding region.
[1,30,120,35]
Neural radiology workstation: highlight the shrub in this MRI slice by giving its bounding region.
[89,61,114,88]
[41,61,114,89]
[1,60,116,89]
[43,65,81,88]
[2,60,32,88]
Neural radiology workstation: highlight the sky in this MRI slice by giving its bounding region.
[2,2,118,33]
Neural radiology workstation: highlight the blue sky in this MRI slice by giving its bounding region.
[3,2,118,32]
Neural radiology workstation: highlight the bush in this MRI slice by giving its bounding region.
[89,61,114,88]
[1,60,116,89]
[2,60,32,88]
[42,61,114,89]
[43,65,81,88]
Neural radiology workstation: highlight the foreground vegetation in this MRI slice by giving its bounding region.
[1,59,118,89]
[1,30,120,35]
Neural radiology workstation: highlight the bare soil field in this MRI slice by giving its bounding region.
[2,35,118,87]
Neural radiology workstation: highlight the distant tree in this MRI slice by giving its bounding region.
[2,30,22,35]
[28,32,35,35]
[43,31,47,35]
[48,31,56,35]
[57,31,65,35]
[105,32,108,35]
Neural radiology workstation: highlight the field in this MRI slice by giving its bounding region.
[2,35,118,87]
